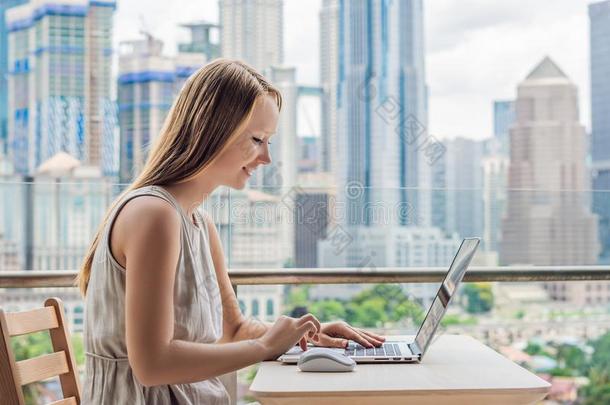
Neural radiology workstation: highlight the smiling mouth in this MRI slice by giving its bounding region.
[242,166,253,176]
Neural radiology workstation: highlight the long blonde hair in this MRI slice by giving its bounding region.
[76,59,282,295]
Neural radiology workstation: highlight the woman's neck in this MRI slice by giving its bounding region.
[163,174,217,218]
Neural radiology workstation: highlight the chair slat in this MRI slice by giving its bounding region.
[48,396,78,405]
[5,307,59,337]
[15,351,69,386]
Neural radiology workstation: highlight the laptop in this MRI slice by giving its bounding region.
[279,237,480,364]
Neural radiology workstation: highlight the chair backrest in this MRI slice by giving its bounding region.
[0,297,81,405]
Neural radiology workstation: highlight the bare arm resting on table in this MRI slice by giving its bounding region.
[116,197,319,387]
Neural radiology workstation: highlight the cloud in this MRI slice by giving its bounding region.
[426,0,592,139]
[112,0,593,141]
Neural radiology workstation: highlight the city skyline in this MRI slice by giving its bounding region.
[112,0,594,141]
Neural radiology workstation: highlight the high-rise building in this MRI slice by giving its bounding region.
[319,0,339,175]
[118,34,206,182]
[293,186,332,268]
[335,0,429,233]
[32,152,113,270]
[0,152,25,269]
[178,21,220,62]
[482,138,508,255]
[297,136,320,174]
[219,0,283,73]
[493,100,515,155]
[5,0,116,176]
[500,57,605,304]
[432,137,484,241]
[0,0,26,155]
[589,1,610,264]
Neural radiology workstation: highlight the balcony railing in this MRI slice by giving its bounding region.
[2,266,610,288]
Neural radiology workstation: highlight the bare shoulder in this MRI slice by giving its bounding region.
[111,195,181,263]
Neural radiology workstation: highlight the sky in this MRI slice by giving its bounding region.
[114,0,595,140]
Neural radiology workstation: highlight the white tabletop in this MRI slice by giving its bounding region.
[250,334,550,405]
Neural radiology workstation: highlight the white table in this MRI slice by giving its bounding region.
[250,335,550,405]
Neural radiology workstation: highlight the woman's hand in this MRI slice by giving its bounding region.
[314,321,386,348]
[256,314,321,360]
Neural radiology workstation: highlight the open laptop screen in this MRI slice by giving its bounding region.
[414,238,480,356]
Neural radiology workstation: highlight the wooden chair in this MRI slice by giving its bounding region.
[0,298,81,405]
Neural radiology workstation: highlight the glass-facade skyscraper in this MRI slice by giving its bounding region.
[335,0,429,229]
[5,0,116,176]
[590,0,610,263]
[493,100,515,155]
[0,0,26,156]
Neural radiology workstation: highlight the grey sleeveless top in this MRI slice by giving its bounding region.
[82,185,229,404]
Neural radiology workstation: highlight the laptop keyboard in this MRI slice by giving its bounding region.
[345,343,402,357]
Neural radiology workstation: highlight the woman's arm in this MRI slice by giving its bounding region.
[119,197,319,386]
[203,212,386,347]
[203,212,275,342]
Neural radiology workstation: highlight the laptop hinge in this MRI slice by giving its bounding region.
[409,341,422,357]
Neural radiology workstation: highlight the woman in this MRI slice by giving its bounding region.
[77,59,384,404]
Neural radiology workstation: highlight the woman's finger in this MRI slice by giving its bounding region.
[299,336,308,351]
[358,328,386,342]
[297,313,321,333]
[318,335,348,348]
[354,329,385,346]
[342,326,374,348]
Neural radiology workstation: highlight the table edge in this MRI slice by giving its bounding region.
[250,385,551,398]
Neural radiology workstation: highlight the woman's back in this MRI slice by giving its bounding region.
[82,185,229,404]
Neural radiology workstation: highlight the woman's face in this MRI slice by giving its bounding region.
[211,94,279,189]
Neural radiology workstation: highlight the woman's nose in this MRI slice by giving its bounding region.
[259,144,272,165]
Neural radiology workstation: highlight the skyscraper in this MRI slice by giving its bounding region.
[500,57,602,304]
[219,0,283,73]
[5,0,116,176]
[493,100,515,155]
[0,0,26,155]
[589,0,610,264]
[118,34,206,182]
[319,0,339,175]
[178,21,220,62]
[432,137,484,241]
[482,138,508,255]
[335,0,429,229]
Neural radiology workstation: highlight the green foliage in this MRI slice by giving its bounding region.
[72,333,85,366]
[11,331,53,361]
[556,344,587,374]
[524,342,550,357]
[440,314,478,327]
[581,332,610,403]
[283,284,424,328]
[346,297,387,327]
[309,300,346,322]
[463,283,494,314]
[284,286,311,314]
[548,367,575,377]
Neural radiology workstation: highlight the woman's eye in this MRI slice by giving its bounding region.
[252,137,270,145]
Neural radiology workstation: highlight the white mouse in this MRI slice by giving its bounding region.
[297,347,356,372]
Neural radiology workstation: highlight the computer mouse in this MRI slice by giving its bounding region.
[297,347,356,372]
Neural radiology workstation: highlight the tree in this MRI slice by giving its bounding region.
[309,300,346,322]
[463,283,494,313]
[581,332,610,404]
